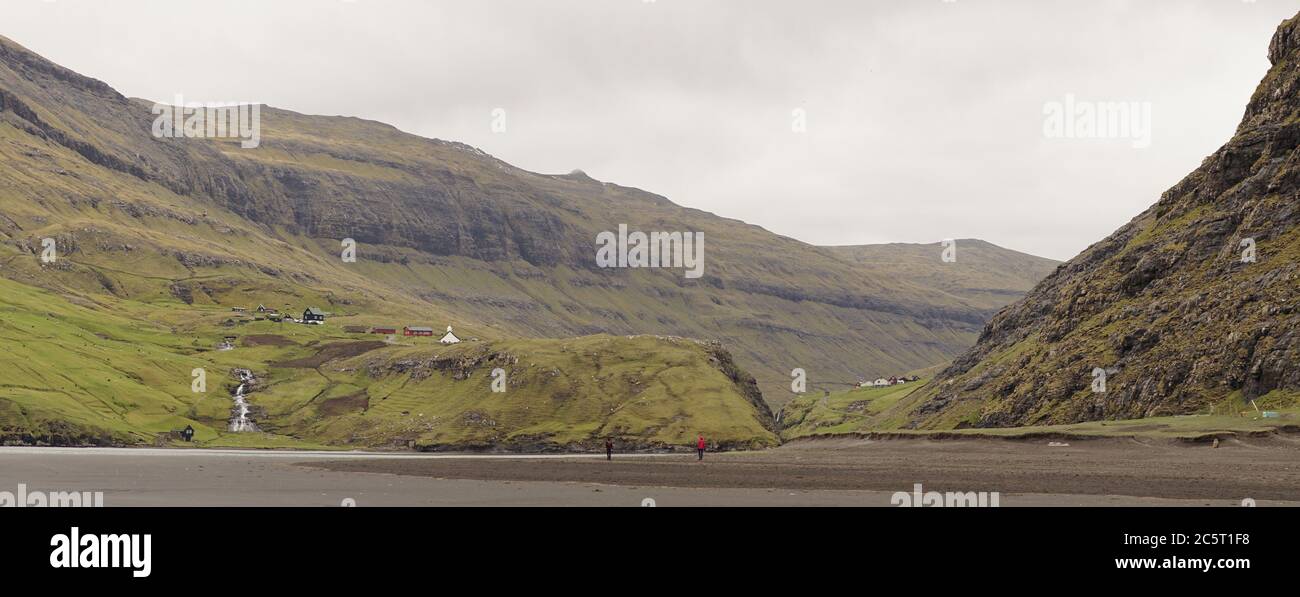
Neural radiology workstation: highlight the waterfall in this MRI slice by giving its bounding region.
[229,369,259,433]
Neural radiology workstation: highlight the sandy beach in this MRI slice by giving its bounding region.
[2,435,1298,506]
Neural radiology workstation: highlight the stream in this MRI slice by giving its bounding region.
[229,369,259,433]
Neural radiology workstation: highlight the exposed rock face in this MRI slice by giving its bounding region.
[911,14,1300,428]
[366,345,520,382]
[699,340,777,430]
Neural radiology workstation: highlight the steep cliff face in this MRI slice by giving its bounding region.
[906,15,1300,428]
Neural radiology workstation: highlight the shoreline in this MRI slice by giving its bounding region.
[6,420,1298,454]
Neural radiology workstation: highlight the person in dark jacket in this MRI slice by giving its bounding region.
[605,437,614,461]
[697,435,706,461]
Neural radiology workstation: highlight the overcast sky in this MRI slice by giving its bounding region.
[5,0,1297,260]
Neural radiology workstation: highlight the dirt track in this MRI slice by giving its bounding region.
[308,435,1300,502]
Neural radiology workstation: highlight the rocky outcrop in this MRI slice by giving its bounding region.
[699,340,778,432]
[366,345,519,382]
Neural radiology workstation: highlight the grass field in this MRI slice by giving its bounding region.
[780,375,1299,442]
[780,381,930,440]
[0,276,776,450]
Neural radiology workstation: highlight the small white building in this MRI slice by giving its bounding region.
[439,325,461,345]
[873,378,890,387]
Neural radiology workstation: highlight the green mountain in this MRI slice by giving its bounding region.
[882,14,1300,430]
[0,33,1051,448]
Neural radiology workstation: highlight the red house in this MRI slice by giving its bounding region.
[403,326,434,337]
[371,327,398,335]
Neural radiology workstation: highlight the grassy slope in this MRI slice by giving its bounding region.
[825,239,1061,311]
[0,276,234,445]
[780,374,1299,441]
[0,274,775,449]
[780,380,932,440]
[284,334,777,451]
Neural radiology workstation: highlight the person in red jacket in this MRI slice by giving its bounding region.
[696,435,706,461]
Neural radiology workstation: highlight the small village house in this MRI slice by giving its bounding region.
[404,326,435,337]
[372,326,398,335]
[343,325,368,334]
[303,307,327,323]
[440,326,461,345]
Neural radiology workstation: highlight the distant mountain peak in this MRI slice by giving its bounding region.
[558,168,597,182]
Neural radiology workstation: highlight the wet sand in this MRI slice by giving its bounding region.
[1,435,1297,506]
